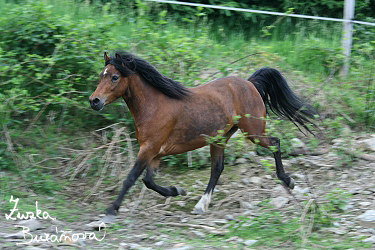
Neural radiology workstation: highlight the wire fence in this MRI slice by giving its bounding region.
[148,0,375,27]
[148,0,374,75]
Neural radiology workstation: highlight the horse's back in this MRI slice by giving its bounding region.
[177,76,266,136]
[191,76,265,116]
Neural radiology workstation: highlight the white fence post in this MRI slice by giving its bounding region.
[340,0,355,76]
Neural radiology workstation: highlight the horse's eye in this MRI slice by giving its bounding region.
[112,75,119,82]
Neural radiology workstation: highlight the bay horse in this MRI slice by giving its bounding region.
[90,51,317,215]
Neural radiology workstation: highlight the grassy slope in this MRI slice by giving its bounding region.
[0,0,374,248]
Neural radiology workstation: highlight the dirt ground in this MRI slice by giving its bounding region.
[2,137,375,249]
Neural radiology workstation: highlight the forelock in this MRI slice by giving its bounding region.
[105,58,133,77]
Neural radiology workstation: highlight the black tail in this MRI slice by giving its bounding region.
[248,67,317,135]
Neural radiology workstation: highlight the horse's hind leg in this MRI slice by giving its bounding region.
[267,137,295,189]
[143,158,186,196]
[238,118,295,189]
[192,126,238,214]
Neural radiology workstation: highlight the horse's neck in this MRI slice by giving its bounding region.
[122,74,163,125]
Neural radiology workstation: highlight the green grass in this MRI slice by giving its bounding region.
[224,210,371,249]
[228,212,299,246]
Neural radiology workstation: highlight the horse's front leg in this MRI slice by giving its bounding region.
[192,144,225,214]
[106,146,154,216]
[192,126,238,214]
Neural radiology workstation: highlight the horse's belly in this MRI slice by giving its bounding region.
[157,117,230,157]
[157,141,207,156]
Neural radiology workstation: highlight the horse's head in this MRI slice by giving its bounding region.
[89,52,132,111]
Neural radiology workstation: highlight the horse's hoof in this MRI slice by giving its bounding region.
[191,207,204,215]
[283,172,295,190]
[288,177,295,190]
[100,214,116,224]
[176,186,186,196]
[106,205,118,216]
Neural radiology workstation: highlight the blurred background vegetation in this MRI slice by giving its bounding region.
[0,0,374,194]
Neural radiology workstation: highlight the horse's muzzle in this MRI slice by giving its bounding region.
[89,97,104,111]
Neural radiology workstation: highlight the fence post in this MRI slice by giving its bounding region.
[340,0,355,76]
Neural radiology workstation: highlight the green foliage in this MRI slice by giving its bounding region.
[0,2,62,57]
[0,0,118,130]
[228,212,300,246]
[23,168,61,194]
[323,188,351,213]
[353,17,375,47]
[154,0,351,36]
[128,6,219,85]
[0,0,127,170]
[256,118,297,157]
[260,159,276,176]
[351,24,375,128]
[84,0,375,28]
[71,0,374,48]
[323,116,345,138]
[0,141,15,170]
[188,147,211,169]
[204,129,227,148]
[270,36,344,74]
[225,132,249,164]
[162,153,190,169]
[306,137,319,151]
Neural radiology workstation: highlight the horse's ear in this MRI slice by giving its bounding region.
[115,53,122,60]
[115,53,127,68]
[104,52,110,63]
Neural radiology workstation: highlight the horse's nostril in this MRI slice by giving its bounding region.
[90,97,104,111]
[93,98,100,105]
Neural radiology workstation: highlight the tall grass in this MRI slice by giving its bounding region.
[1,0,344,75]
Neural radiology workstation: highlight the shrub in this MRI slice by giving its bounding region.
[0,0,122,169]
[0,0,118,130]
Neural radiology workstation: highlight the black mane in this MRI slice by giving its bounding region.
[106,51,190,99]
